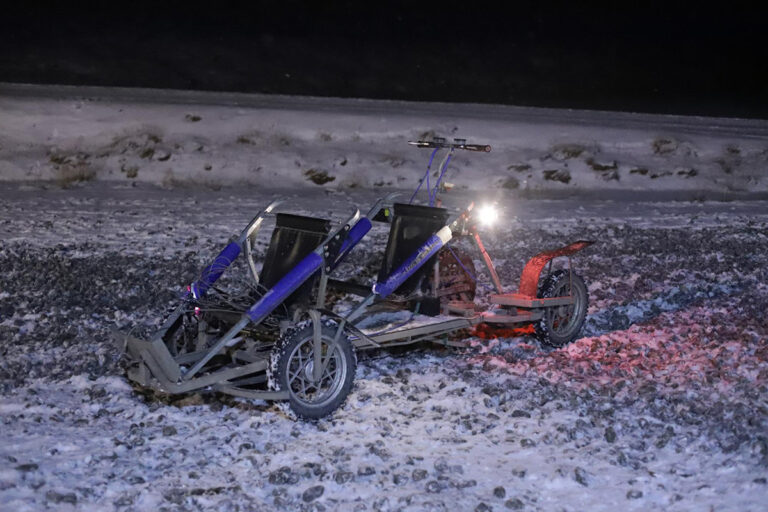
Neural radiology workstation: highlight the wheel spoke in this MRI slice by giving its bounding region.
[288,365,304,386]
[298,378,308,398]
[317,345,338,379]
[322,368,339,385]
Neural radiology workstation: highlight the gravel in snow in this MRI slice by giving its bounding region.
[1,183,767,511]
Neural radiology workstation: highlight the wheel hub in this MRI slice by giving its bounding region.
[303,360,316,382]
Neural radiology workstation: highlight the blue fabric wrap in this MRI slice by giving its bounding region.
[247,252,323,322]
[193,242,241,298]
[373,232,445,298]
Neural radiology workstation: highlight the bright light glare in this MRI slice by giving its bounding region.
[477,204,498,226]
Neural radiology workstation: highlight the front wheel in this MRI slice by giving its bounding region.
[270,323,356,420]
[535,269,588,347]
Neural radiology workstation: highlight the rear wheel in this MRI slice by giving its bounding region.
[535,269,588,347]
[270,323,356,420]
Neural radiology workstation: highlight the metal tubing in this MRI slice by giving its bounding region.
[472,230,504,294]
[183,316,250,380]
[430,150,452,206]
[367,318,472,343]
[240,200,282,283]
[480,311,544,323]
[150,302,187,343]
[314,308,381,348]
[188,208,363,380]
[140,350,172,388]
[309,310,323,383]
[409,149,438,204]
[245,236,260,284]
[149,361,269,394]
[125,334,181,381]
[226,374,267,386]
[214,385,289,401]
[344,294,376,324]
[315,269,328,309]
[240,200,283,243]
[354,322,473,349]
[489,295,574,308]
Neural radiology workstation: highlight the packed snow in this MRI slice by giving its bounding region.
[2,83,768,198]
[1,87,768,511]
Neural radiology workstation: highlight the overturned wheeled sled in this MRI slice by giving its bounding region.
[118,139,593,419]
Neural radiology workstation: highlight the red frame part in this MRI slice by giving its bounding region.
[516,240,594,298]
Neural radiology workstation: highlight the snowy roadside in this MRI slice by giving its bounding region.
[1,184,767,511]
[1,83,768,198]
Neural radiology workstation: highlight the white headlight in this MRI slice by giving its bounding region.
[477,204,498,226]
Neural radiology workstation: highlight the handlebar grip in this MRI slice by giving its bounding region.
[407,140,491,152]
[463,144,491,152]
[407,141,438,148]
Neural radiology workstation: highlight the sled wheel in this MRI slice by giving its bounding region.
[437,247,477,303]
[271,323,356,420]
[535,269,588,347]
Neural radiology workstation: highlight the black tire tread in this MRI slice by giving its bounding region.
[534,269,589,347]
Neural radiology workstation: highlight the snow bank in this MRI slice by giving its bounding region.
[1,83,767,197]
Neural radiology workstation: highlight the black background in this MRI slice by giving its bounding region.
[1,2,766,118]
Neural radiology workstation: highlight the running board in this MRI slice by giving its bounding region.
[368,318,474,344]
[213,385,289,401]
[489,293,574,308]
[480,310,543,323]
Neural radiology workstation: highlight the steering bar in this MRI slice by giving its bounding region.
[408,138,491,152]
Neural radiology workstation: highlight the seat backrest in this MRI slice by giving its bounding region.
[377,203,449,296]
[260,213,331,309]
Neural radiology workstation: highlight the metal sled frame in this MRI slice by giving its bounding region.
[121,193,471,401]
[122,197,376,401]
[121,139,593,407]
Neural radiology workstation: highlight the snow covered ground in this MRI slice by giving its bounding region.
[1,182,767,511]
[1,87,768,510]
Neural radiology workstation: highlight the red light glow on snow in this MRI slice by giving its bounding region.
[472,323,536,340]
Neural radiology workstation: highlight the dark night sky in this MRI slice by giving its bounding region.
[1,2,766,118]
